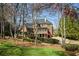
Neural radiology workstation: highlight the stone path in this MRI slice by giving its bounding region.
[52,37,79,45]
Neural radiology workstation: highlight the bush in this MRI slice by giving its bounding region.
[64,44,79,51]
[66,35,78,40]
[0,41,15,47]
[30,36,35,39]
[48,38,59,44]
[23,37,33,42]
[37,37,59,44]
[37,37,46,42]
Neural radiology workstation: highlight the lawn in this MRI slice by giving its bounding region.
[0,40,66,56]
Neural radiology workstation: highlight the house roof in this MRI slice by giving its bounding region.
[26,23,33,28]
[36,19,52,25]
[25,19,53,28]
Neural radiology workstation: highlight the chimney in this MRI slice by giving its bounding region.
[45,18,47,23]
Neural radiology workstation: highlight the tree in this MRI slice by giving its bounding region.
[32,3,53,45]
[51,4,75,45]
[0,3,14,39]
[58,7,79,40]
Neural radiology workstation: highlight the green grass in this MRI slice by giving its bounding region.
[21,47,65,56]
[0,41,65,56]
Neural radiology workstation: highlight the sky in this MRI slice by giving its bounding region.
[40,3,79,29]
[16,3,79,29]
[40,9,61,29]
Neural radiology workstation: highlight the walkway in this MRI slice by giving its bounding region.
[52,37,79,45]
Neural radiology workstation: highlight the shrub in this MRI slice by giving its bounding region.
[66,35,78,40]
[37,37,46,42]
[0,41,15,47]
[23,37,33,42]
[64,44,79,51]
[48,38,59,44]
[37,37,59,44]
[29,36,35,39]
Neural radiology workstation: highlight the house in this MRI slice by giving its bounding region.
[19,18,53,38]
[34,18,53,38]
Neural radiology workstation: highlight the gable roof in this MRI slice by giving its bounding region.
[25,19,53,28]
[26,23,33,28]
[36,19,52,25]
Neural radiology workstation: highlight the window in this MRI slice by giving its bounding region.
[41,24,43,27]
[38,24,40,27]
[39,34,44,37]
[40,34,41,37]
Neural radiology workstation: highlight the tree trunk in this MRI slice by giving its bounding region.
[14,16,17,39]
[2,20,5,39]
[60,17,64,45]
[1,21,3,38]
[1,4,5,39]
[63,16,66,45]
[18,14,22,37]
[22,4,25,38]
[61,4,66,46]
[32,4,38,45]
[10,23,13,38]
